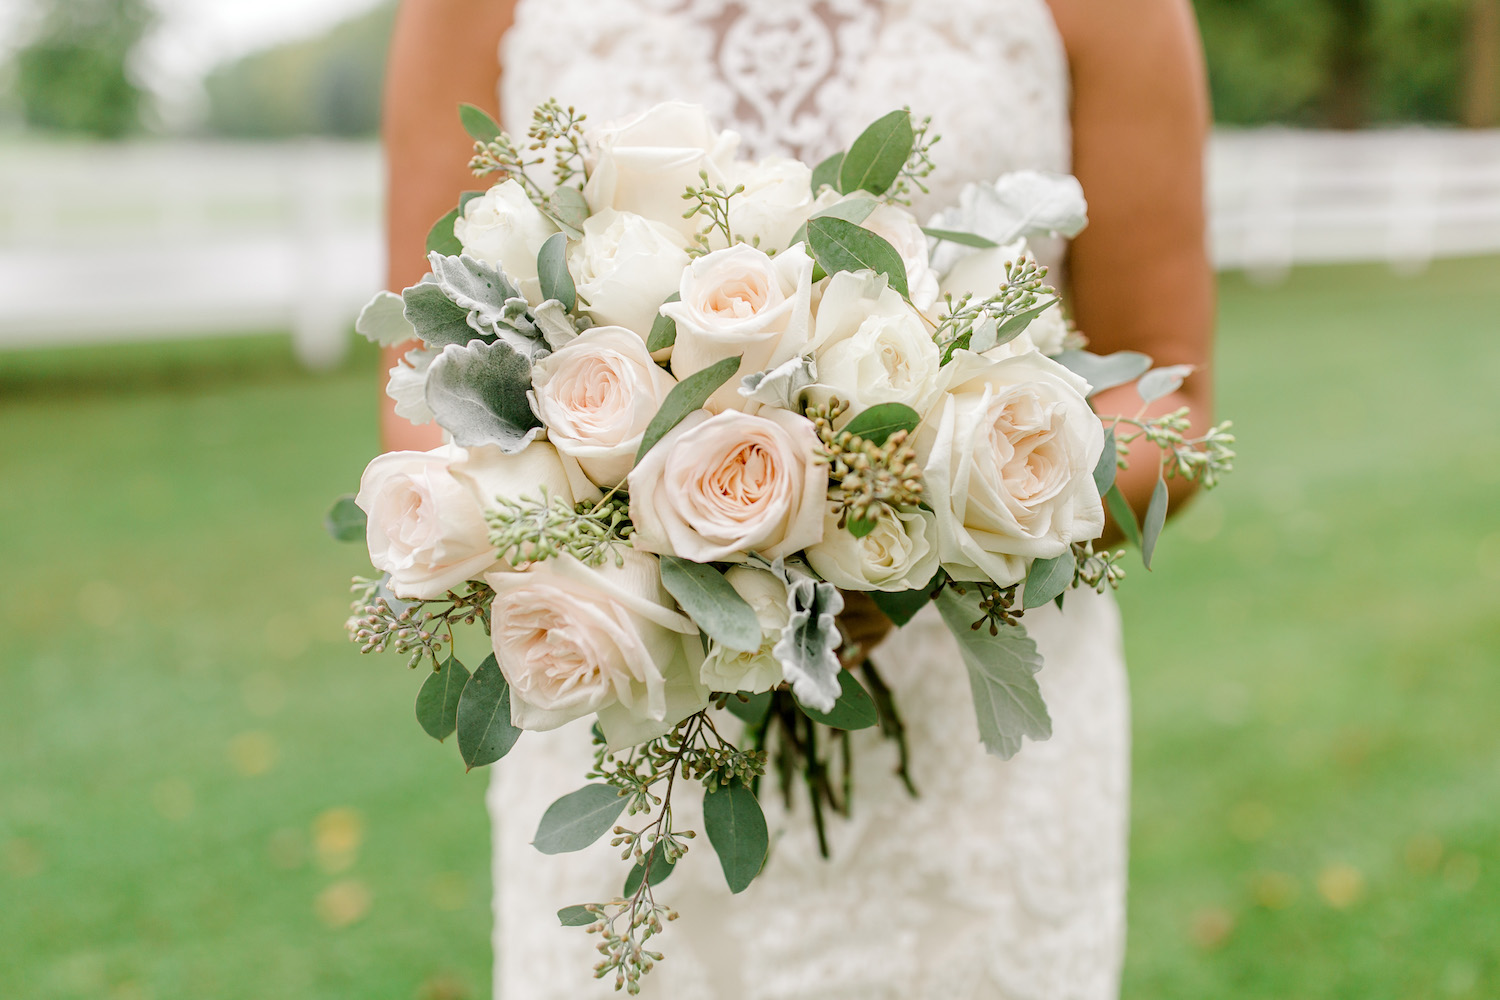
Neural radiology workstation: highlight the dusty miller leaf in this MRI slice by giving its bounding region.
[424,339,542,451]
[769,560,845,713]
[739,355,817,410]
[355,290,416,346]
[934,588,1051,759]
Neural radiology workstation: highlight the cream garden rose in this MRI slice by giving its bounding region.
[569,209,690,339]
[725,156,817,252]
[805,505,941,592]
[453,179,557,305]
[529,325,678,487]
[583,102,740,240]
[663,242,814,411]
[915,350,1105,586]
[809,269,942,415]
[355,442,586,599]
[628,408,827,563]
[698,565,789,694]
[485,550,708,746]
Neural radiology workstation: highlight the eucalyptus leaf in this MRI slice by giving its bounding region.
[1142,476,1169,569]
[401,282,476,348]
[324,495,365,542]
[415,656,471,741]
[1093,428,1118,495]
[533,784,628,855]
[424,339,542,451]
[934,589,1051,759]
[920,227,1000,248]
[458,102,502,142]
[426,208,462,256]
[548,185,589,237]
[702,782,768,894]
[1105,483,1142,548]
[843,401,920,446]
[557,905,595,927]
[811,151,844,194]
[622,840,676,896]
[806,217,909,299]
[533,232,576,312]
[659,556,761,653]
[356,290,417,346]
[845,515,877,538]
[993,297,1060,340]
[797,670,879,731]
[1054,349,1153,397]
[724,690,773,726]
[635,356,741,461]
[790,196,879,245]
[1137,364,1196,404]
[455,654,521,768]
[838,109,915,196]
[1023,553,1074,610]
[645,292,681,353]
[869,576,937,627]
[771,563,845,713]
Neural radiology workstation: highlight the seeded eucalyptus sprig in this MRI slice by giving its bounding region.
[345,578,494,668]
[1112,408,1237,491]
[945,579,1024,635]
[681,170,748,255]
[808,398,924,527]
[486,488,634,568]
[933,256,1057,363]
[887,112,939,205]
[527,98,589,186]
[1072,540,1129,593]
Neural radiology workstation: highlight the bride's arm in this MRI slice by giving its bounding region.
[1048,0,1215,541]
[378,0,519,452]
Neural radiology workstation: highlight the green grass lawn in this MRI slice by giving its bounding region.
[2,256,1497,999]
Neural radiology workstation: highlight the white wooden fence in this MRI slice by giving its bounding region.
[1,128,1498,368]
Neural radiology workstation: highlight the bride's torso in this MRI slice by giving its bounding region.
[499,0,1072,220]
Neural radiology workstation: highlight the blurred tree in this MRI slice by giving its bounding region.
[11,0,155,138]
[202,3,395,138]
[1463,0,1500,125]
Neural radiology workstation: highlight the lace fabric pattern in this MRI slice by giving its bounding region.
[491,3,1130,997]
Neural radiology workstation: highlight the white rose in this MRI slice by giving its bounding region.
[915,350,1106,586]
[628,407,827,563]
[863,203,940,312]
[699,566,789,694]
[529,325,678,488]
[485,550,708,746]
[663,242,814,411]
[725,156,816,252]
[804,505,941,592]
[584,102,741,239]
[453,179,557,305]
[568,209,691,340]
[809,269,942,415]
[355,442,584,599]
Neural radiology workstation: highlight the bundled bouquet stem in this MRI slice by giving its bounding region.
[327,98,1235,991]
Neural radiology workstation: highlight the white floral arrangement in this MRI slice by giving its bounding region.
[329,99,1235,991]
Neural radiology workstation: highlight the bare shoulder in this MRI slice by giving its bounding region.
[1045,0,1206,78]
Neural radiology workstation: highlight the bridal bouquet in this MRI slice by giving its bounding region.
[329,100,1234,990]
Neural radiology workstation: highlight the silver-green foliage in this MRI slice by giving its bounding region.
[934,587,1051,760]
[423,338,541,451]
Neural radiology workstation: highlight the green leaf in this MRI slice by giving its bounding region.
[870,575,937,627]
[426,208,462,256]
[1137,364,1195,404]
[455,654,521,769]
[547,186,588,238]
[798,670,878,731]
[934,589,1051,759]
[402,282,475,348]
[1093,428,1118,496]
[645,292,681,353]
[557,905,595,927]
[536,232,575,312]
[533,784,628,855]
[1054,350,1153,398]
[1105,483,1142,549]
[415,656,471,741]
[806,216,909,299]
[843,401,920,446]
[635,355,741,461]
[622,840,676,896]
[921,227,1000,248]
[993,297,1060,341]
[458,102,502,142]
[724,690,772,726]
[702,782,768,893]
[1023,553,1073,610]
[324,495,365,542]
[790,197,879,246]
[845,515,877,538]
[1142,476,1169,569]
[658,556,761,653]
[811,151,844,193]
[838,110,915,196]
[424,339,542,451]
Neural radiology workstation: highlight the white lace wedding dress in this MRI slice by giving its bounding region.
[487,2,1131,997]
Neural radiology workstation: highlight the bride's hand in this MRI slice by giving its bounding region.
[836,590,895,669]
